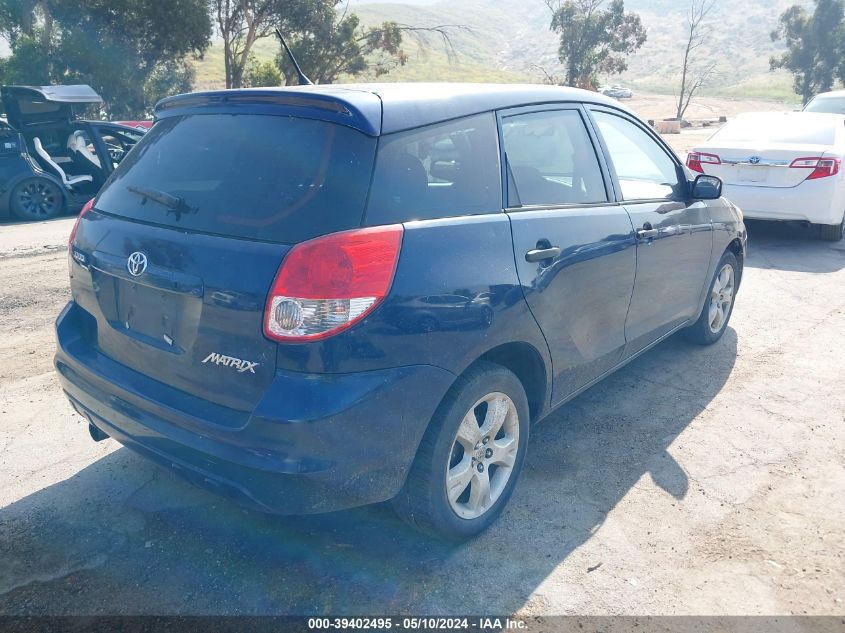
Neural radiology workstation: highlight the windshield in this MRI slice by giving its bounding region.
[95,113,377,243]
[804,95,845,115]
[711,114,838,145]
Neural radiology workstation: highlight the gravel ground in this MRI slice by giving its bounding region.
[0,212,843,616]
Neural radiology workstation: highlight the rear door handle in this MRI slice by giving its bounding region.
[636,228,659,240]
[525,246,561,263]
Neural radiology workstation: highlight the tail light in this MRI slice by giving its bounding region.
[789,157,841,180]
[69,198,94,246]
[264,225,404,342]
[687,152,721,173]
[68,198,94,275]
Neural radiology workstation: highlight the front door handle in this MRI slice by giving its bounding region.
[525,246,561,263]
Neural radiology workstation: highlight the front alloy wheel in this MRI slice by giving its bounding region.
[684,249,739,345]
[708,264,735,334]
[392,361,529,540]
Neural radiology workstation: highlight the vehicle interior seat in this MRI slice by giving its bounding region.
[373,151,429,217]
[32,137,94,188]
[444,128,500,212]
[510,164,575,206]
[67,131,101,169]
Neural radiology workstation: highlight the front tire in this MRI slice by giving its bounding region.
[392,361,529,540]
[819,212,845,242]
[683,250,739,345]
[10,178,65,221]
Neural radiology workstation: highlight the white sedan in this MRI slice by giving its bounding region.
[687,111,845,241]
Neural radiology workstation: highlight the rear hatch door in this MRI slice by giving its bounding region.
[71,105,379,412]
[73,215,288,413]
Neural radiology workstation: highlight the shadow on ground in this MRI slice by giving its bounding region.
[0,213,78,227]
[744,219,845,273]
[0,328,737,615]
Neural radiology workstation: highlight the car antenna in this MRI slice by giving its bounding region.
[274,29,313,86]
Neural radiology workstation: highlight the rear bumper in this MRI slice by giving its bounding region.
[722,182,844,225]
[55,302,456,514]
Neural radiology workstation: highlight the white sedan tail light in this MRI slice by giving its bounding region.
[687,152,721,173]
[790,157,841,180]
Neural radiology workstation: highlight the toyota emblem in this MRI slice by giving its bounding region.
[127,251,148,277]
[749,156,761,165]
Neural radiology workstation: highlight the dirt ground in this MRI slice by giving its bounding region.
[0,207,843,616]
[624,93,795,123]
[626,93,797,158]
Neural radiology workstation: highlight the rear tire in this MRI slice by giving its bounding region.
[392,361,529,540]
[819,212,845,242]
[683,250,739,346]
[10,178,65,221]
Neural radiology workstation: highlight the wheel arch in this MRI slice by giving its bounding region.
[727,238,745,288]
[469,342,550,423]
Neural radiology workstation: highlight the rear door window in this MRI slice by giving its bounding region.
[365,113,502,225]
[501,109,608,207]
[95,114,377,244]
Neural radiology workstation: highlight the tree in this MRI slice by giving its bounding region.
[243,56,281,86]
[277,4,405,86]
[0,0,211,117]
[0,0,47,46]
[771,0,845,104]
[212,0,462,88]
[545,0,646,88]
[0,34,51,85]
[279,8,465,86]
[209,0,304,89]
[675,0,717,120]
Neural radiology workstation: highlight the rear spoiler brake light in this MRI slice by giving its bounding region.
[157,93,351,115]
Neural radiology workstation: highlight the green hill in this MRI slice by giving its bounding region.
[193,0,815,104]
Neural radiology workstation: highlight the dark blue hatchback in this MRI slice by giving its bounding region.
[56,83,746,539]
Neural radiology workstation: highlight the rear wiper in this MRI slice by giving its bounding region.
[127,185,197,220]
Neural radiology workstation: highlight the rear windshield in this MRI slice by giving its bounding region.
[711,115,837,145]
[95,114,377,243]
[804,96,845,115]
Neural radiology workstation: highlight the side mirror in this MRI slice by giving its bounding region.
[691,174,722,200]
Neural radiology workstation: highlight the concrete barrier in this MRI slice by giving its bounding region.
[656,119,682,134]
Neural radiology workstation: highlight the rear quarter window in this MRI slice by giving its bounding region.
[95,114,377,244]
[364,113,502,225]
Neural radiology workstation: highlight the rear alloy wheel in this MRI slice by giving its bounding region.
[683,250,739,345]
[446,392,520,520]
[10,178,64,221]
[819,212,845,242]
[392,361,529,540]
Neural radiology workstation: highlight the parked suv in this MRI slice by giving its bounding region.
[0,85,144,221]
[56,84,746,539]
